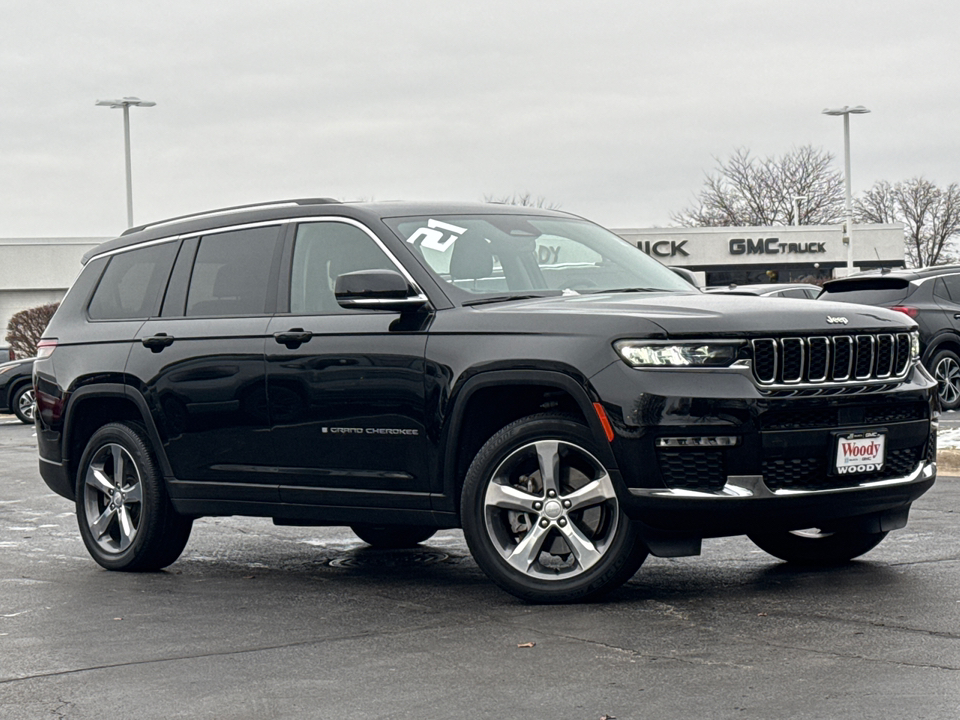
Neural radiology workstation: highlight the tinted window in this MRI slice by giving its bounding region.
[289,222,397,314]
[819,277,912,305]
[185,227,280,317]
[940,274,960,302]
[87,242,178,320]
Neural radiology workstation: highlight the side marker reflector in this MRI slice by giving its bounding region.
[593,403,615,443]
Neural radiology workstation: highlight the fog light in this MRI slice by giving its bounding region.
[656,436,739,448]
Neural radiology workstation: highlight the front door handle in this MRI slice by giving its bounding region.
[141,333,175,352]
[953,313,960,319]
[274,329,313,349]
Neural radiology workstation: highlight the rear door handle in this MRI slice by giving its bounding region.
[274,329,313,349]
[141,333,175,352]
[953,314,960,319]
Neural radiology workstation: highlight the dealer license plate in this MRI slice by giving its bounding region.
[834,432,885,475]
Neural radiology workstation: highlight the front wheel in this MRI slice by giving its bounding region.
[76,422,193,571]
[461,414,647,603]
[12,384,35,424]
[351,524,437,548]
[747,527,888,565]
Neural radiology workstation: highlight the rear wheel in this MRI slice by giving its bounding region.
[747,527,888,565]
[931,349,960,410]
[76,422,193,571]
[351,524,437,548]
[12,384,35,424]
[461,414,647,603]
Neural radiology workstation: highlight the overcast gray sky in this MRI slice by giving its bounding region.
[2,0,958,237]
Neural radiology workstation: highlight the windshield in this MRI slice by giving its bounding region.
[384,214,695,301]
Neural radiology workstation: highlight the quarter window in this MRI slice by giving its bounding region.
[87,242,178,320]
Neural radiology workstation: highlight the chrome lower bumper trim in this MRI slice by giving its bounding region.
[628,461,935,499]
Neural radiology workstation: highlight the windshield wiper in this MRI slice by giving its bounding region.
[587,287,677,295]
[462,293,551,307]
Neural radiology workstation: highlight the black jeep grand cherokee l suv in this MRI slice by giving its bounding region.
[34,199,938,602]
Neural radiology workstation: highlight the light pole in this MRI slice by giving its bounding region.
[96,96,156,228]
[792,196,807,226]
[822,105,870,274]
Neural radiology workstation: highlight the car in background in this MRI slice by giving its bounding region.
[705,282,822,299]
[819,266,960,410]
[0,357,35,424]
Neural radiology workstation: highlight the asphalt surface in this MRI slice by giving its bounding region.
[1,416,959,720]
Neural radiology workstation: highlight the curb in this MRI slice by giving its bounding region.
[937,449,960,476]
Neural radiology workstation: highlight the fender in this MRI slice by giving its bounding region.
[3,377,32,412]
[438,368,618,509]
[61,383,175,479]
[920,331,960,366]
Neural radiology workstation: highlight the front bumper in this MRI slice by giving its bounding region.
[590,359,939,538]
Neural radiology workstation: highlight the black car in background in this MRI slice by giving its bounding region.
[820,266,960,410]
[0,357,36,424]
[32,199,937,603]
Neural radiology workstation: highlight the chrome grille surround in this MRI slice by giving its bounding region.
[750,332,913,388]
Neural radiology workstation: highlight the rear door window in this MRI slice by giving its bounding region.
[940,274,960,302]
[185,227,281,317]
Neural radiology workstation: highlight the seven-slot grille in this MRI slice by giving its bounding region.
[751,333,912,385]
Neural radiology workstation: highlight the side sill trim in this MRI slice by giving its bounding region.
[629,461,935,499]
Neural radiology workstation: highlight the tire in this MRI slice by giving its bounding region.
[747,527,888,565]
[76,421,193,571]
[351,524,437,548]
[12,384,35,424]
[930,349,960,410]
[460,413,647,603]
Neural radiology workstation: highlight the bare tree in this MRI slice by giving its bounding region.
[5,303,59,359]
[856,177,960,266]
[483,192,561,210]
[672,146,846,227]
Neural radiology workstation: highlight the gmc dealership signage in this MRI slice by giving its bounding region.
[614,224,904,268]
[728,238,826,255]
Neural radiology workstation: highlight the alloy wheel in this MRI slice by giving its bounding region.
[82,443,144,554]
[17,388,35,422]
[482,439,619,580]
[935,356,960,407]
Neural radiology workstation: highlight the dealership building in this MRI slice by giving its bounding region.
[612,223,906,286]
[0,237,104,355]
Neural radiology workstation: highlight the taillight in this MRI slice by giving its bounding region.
[889,306,919,318]
[36,339,58,358]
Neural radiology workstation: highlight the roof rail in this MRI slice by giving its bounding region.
[121,198,341,236]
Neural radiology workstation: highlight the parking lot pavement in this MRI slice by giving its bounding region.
[1,420,959,719]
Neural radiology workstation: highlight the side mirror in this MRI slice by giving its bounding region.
[334,269,429,312]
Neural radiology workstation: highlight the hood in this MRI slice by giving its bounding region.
[475,291,916,338]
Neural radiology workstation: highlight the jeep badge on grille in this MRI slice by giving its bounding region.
[827,316,849,324]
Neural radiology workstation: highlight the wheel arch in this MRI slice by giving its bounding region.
[62,384,173,496]
[921,333,960,367]
[5,377,32,410]
[439,369,616,513]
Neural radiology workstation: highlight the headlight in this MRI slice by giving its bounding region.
[614,341,742,368]
[910,331,920,361]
